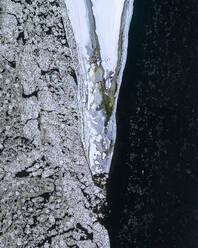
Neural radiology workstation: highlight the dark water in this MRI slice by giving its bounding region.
[105,0,198,247]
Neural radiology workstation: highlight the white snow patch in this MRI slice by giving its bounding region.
[91,0,126,77]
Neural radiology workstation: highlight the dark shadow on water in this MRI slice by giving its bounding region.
[104,1,198,247]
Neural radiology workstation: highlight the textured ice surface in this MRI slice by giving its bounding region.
[65,0,134,177]
[0,0,110,246]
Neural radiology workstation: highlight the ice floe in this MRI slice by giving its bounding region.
[65,0,134,179]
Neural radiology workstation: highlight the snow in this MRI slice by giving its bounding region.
[91,0,126,77]
[65,0,90,60]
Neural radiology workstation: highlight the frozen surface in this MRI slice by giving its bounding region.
[91,0,126,77]
[65,0,134,178]
[66,0,91,70]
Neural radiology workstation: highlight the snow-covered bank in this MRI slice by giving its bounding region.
[65,0,134,179]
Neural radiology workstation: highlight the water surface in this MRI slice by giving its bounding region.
[106,0,198,247]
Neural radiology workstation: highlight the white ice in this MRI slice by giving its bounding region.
[91,0,126,77]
